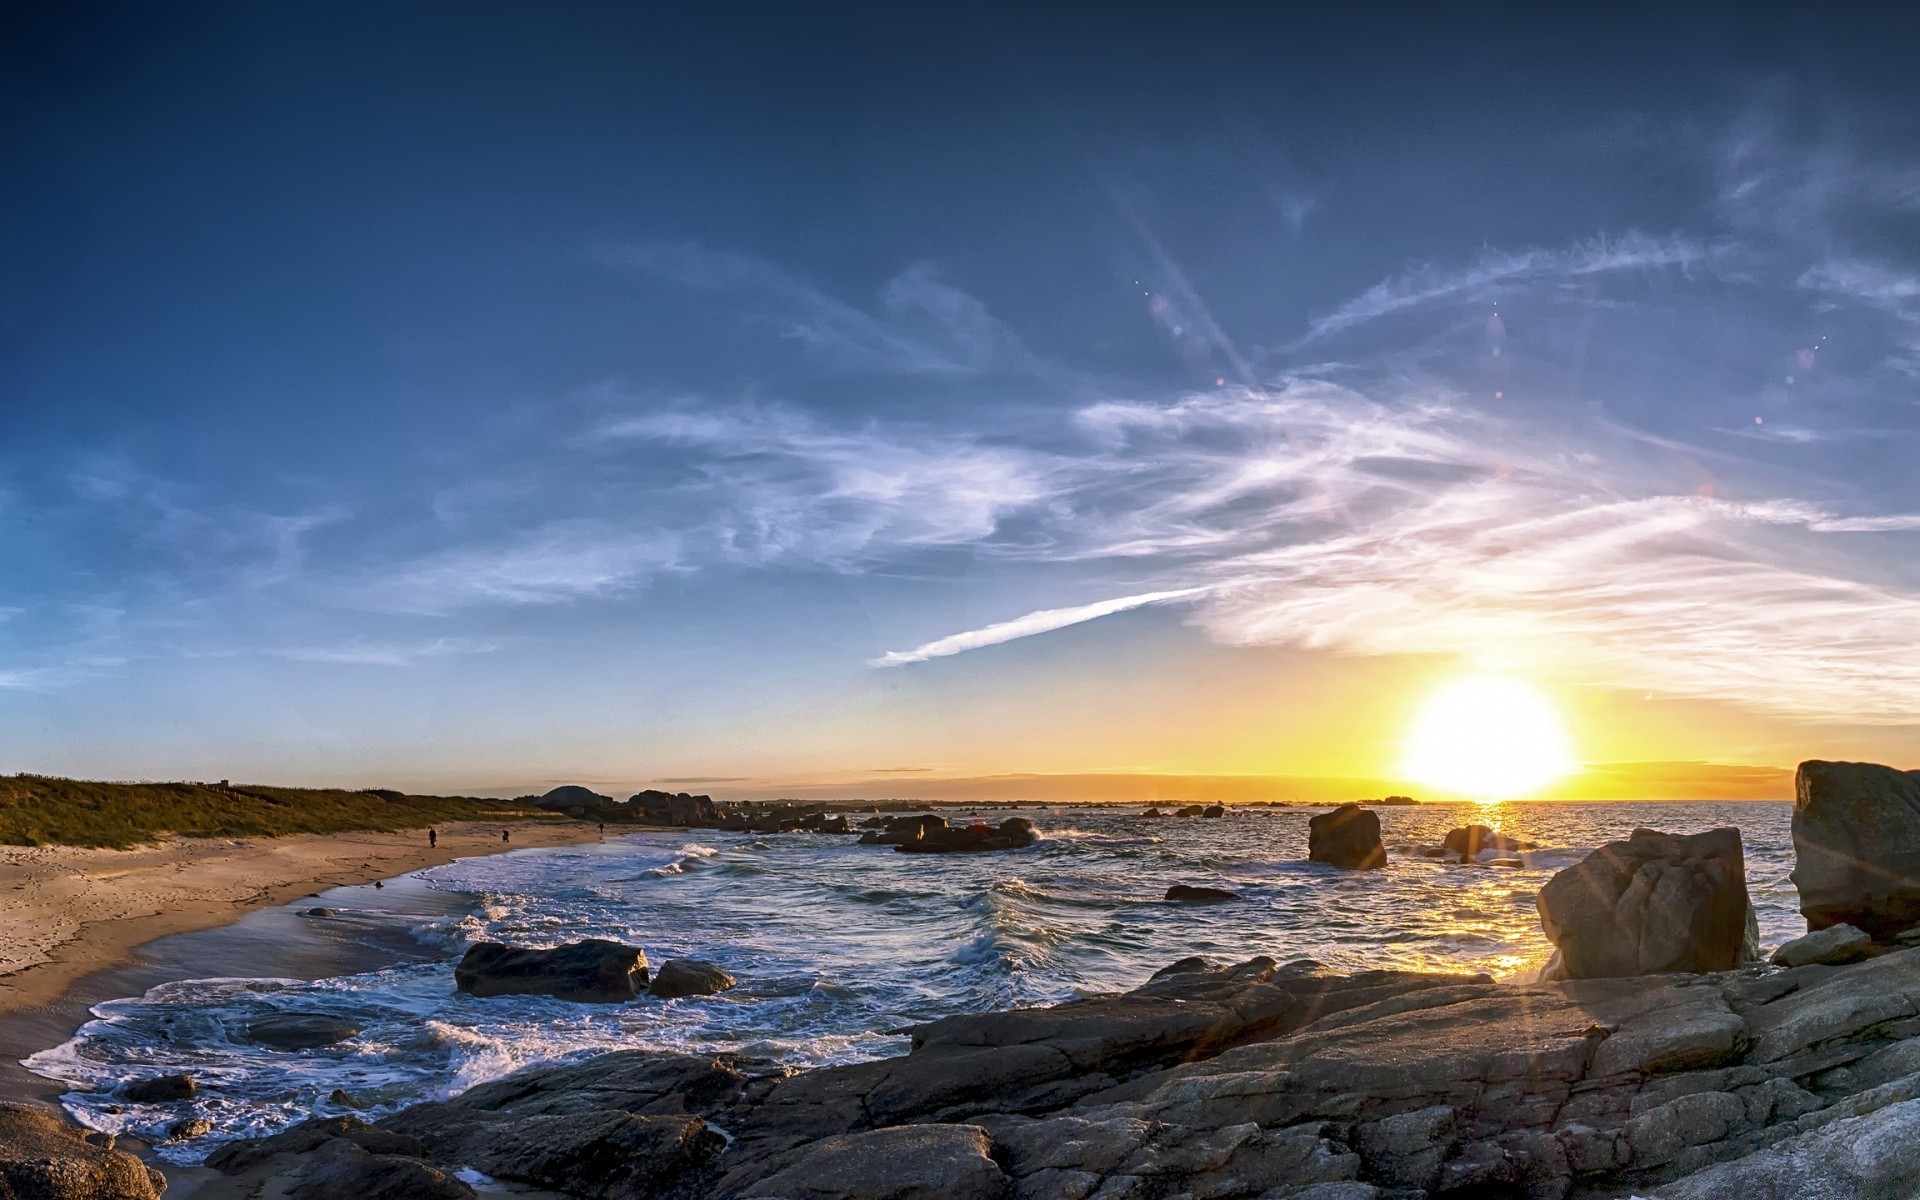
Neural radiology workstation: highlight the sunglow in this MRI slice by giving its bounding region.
[1401,675,1577,800]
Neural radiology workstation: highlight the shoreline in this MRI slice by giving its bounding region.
[0,819,602,1105]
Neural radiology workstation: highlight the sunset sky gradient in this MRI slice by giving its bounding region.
[3,5,1916,799]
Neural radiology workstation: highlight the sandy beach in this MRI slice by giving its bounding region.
[0,818,598,1023]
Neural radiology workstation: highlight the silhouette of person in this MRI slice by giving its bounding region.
[598,822,605,835]
[428,828,437,848]
[502,829,510,843]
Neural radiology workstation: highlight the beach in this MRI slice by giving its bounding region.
[0,819,600,1087]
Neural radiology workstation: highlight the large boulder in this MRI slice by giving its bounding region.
[122,1073,195,1103]
[1791,759,1920,938]
[650,959,737,999]
[1771,923,1872,968]
[1536,827,1758,979]
[667,793,720,826]
[455,939,650,1002]
[1308,804,1386,870]
[0,1100,167,1200]
[893,818,1037,855]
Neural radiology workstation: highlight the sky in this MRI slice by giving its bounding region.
[2,3,1917,800]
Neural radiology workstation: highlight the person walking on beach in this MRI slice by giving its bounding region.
[501,829,510,843]
[428,828,437,849]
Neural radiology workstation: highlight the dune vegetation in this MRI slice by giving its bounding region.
[0,775,546,849]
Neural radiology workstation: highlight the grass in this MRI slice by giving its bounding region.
[0,775,550,849]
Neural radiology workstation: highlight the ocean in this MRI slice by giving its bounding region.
[23,800,1799,1163]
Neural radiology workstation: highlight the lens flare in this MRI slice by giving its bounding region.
[1401,675,1576,799]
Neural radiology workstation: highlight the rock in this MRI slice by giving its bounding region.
[0,1100,166,1199]
[535,784,614,812]
[737,1124,1009,1199]
[860,814,949,846]
[1772,923,1873,968]
[208,1115,431,1175]
[455,939,649,1002]
[302,907,333,918]
[165,1117,213,1141]
[1308,804,1385,870]
[122,1073,195,1103]
[894,817,1037,855]
[391,1109,719,1199]
[1201,804,1226,818]
[287,1137,476,1200]
[650,959,737,999]
[1536,827,1757,979]
[667,793,721,826]
[244,1012,362,1049]
[1165,884,1240,903]
[1441,824,1533,861]
[1143,807,1164,819]
[1659,1094,1920,1199]
[1791,759,1920,938]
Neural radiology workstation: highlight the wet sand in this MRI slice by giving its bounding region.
[0,818,598,1105]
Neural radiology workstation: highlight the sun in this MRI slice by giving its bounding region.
[1400,675,1576,800]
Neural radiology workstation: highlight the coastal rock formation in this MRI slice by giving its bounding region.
[1791,759,1920,938]
[1536,827,1758,980]
[1307,804,1385,870]
[649,959,737,998]
[1771,924,1872,968]
[0,1100,167,1200]
[1165,884,1239,903]
[1201,804,1226,818]
[244,1012,361,1050]
[1442,824,1533,862]
[455,939,650,1003]
[868,815,1038,854]
[196,944,1920,1200]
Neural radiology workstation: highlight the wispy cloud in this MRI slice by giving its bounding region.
[268,637,498,666]
[871,586,1210,667]
[608,244,1042,377]
[1299,232,1732,344]
[364,522,683,614]
[871,378,1920,723]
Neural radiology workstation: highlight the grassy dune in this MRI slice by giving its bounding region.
[0,775,548,848]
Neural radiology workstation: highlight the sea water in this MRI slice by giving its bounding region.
[22,801,1798,1162]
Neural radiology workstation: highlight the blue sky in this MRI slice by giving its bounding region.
[3,5,1917,796]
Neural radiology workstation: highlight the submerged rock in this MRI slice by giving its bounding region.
[650,959,737,998]
[1442,824,1533,861]
[1536,827,1757,980]
[1771,923,1873,968]
[122,1072,195,1103]
[1165,884,1240,903]
[1308,803,1386,870]
[244,1012,362,1050]
[1791,759,1920,939]
[0,1100,166,1200]
[456,939,650,1003]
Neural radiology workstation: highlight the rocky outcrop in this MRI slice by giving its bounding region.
[455,940,650,1003]
[536,785,615,813]
[1772,924,1872,968]
[1791,759,1920,938]
[0,1100,167,1200]
[244,1012,361,1049]
[1307,804,1385,870]
[1442,824,1533,861]
[198,944,1920,1200]
[1536,827,1758,980]
[872,816,1038,854]
[1165,884,1239,903]
[649,959,736,999]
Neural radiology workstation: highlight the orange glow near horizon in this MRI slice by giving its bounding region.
[1401,675,1578,800]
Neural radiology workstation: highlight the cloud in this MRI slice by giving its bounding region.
[871,586,1211,667]
[608,244,1041,377]
[1299,232,1732,344]
[365,522,683,614]
[871,376,1920,723]
[268,637,498,666]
